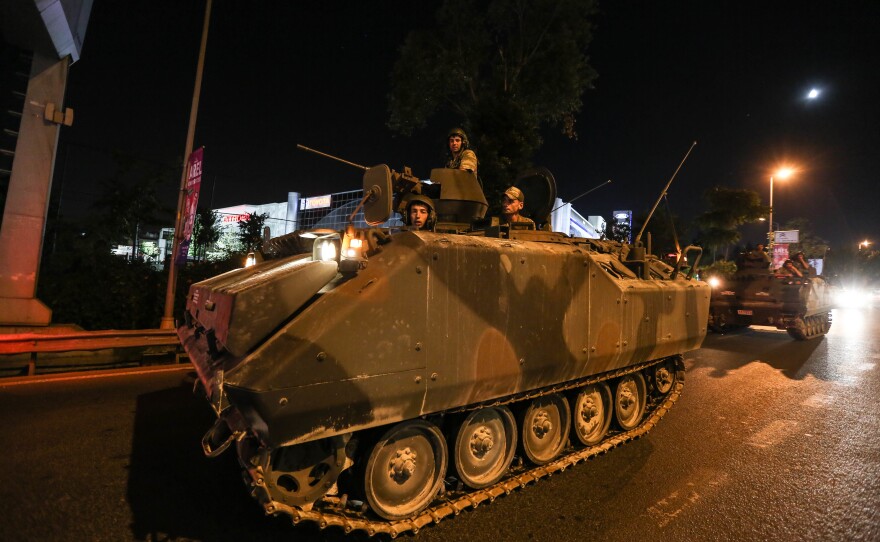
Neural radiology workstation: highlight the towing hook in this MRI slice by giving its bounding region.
[201,417,245,458]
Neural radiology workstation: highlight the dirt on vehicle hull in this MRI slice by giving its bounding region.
[178,162,710,534]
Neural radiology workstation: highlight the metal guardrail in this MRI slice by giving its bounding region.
[0,329,179,354]
[0,328,184,376]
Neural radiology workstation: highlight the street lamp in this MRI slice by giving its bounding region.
[768,167,795,249]
[859,239,871,250]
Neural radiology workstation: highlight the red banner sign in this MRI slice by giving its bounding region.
[176,147,204,264]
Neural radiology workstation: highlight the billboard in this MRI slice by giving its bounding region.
[774,230,799,243]
[175,147,204,264]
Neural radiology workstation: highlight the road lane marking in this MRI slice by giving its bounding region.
[748,419,799,448]
[802,393,833,408]
[647,471,729,528]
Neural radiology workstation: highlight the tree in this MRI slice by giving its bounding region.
[91,154,174,259]
[599,220,631,244]
[191,207,221,261]
[694,187,766,261]
[238,212,269,252]
[780,217,828,259]
[37,216,166,330]
[388,0,599,200]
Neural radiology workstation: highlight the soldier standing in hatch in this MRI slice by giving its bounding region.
[778,259,804,278]
[404,194,436,231]
[500,186,535,225]
[748,243,771,266]
[446,128,478,176]
[792,251,815,276]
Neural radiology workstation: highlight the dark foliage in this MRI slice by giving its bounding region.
[388,0,598,196]
[38,220,166,329]
[38,216,241,330]
[238,212,269,252]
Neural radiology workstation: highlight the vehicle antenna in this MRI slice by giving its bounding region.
[634,141,697,246]
[550,179,612,213]
[297,143,368,171]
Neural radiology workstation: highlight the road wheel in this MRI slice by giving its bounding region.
[363,420,447,520]
[520,393,571,465]
[453,407,517,489]
[653,361,677,395]
[614,373,647,431]
[787,317,808,340]
[571,383,612,446]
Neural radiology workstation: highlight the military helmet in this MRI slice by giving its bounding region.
[447,127,470,149]
[403,194,436,229]
[504,186,525,203]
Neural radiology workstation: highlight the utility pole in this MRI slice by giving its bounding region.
[160,0,212,330]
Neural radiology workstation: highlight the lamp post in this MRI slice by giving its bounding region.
[160,0,213,330]
[859,240,871,250]
[768,167,794,249]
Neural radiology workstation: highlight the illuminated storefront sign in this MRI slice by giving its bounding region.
[303,194,332,210]
[774,230,799,243]
[613,210,632,223]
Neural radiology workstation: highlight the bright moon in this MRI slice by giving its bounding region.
[807,88,820,99]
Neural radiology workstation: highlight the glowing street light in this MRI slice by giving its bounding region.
[768,167,795,248]
[859,239,871,250]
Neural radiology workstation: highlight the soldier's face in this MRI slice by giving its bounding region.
[409,204,429,229]
[502,196,523,215]
[448,136,462,153]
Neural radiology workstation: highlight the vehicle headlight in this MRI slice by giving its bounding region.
[708,276,721,288]
[312,236,341,262]
[835,287,868,308]
[345,238,363,259]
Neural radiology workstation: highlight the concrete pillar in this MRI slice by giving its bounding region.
[286,191,300,234]
[0,52,69,326]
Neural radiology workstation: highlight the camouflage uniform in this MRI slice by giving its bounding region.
[506,214,535,225]
[501,186,535,225]
[446,128,478,176]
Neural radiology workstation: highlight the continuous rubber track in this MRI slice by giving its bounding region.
[253,360,685,537]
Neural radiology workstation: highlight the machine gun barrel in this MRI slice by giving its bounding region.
[297,144,368,172]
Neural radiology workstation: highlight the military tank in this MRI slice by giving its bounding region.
[707,251,833,340]
[178,154,710,536]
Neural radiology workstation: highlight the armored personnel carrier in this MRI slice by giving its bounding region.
[707,251,833,340]
[178,158,710,536]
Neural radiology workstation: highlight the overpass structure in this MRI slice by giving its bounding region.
[0,0,92,326]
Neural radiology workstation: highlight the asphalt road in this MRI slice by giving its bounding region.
[1,307,878,541]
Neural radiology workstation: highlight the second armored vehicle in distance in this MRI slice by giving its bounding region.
[707,251,833,340]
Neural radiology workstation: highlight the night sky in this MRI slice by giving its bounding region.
[56,0,879,247]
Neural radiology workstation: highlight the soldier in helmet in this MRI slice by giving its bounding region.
[446,128,478,176]
[792,251,815,276]
[404,194,436,231]
[501,186,535,225]
[746,243,771,267]
[778,259,804,278]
